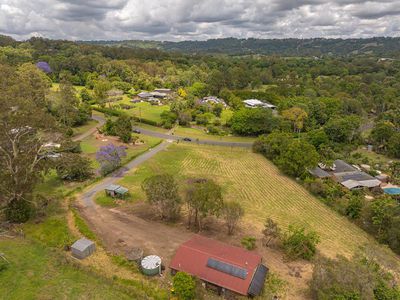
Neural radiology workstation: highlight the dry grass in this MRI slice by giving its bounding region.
[120,143,399,261]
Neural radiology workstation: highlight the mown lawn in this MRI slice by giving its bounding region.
[80,134,162,169]
[72,119,98,137]
[116,143,400,262]
[173,126,257,143]
[115,96,169,124]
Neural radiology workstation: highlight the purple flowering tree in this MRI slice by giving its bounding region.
[96,143,127,176]
[36,61,52,74]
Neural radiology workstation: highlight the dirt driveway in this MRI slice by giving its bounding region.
[78,204,193,262]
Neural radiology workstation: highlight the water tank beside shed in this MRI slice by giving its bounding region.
[141,255,161,276]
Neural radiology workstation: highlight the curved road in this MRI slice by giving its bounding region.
[76,114,253,207]
[72,114,106,142]
[81,140,171,207]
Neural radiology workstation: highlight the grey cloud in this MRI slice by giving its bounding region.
[0,0,399,41]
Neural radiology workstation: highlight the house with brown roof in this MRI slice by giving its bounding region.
[170,235,268,297]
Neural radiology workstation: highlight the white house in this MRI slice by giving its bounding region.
[243,99,276,110]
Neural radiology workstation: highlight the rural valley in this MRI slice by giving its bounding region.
[1,3,400,299]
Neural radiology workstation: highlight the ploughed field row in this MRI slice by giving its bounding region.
[120,143,382,257]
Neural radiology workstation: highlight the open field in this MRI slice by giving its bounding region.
[173,126,257,143]
[0,238,136,300]
[115,96,169,124]
[133,122,169,133]
[72,119,98,137]
[352,147,399,167]
[50,83,85,93]
[116,143,399,261]
[80,133,162,169]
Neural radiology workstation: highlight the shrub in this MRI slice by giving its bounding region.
[142,174,182,221]
[310,254,400,300]
[5,198,32,223]
[172,272,196,300]
[241,236,257,250]
[282,224,320,260]
[55,153,93,181]
[222,201,244,235]
[0,259,8,273]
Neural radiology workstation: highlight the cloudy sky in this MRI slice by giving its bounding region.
[0,0,399,41]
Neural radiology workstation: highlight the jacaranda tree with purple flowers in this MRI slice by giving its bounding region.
[96,143,127,176]
[36,61,52,74]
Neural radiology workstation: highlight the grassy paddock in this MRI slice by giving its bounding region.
[80,134,162,169]
[72,119,98,137]
[117,143,399,261]
[114,96,170,123]
[0,238,166,299]
[174,126,257,143]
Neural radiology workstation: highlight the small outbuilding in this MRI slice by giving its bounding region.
[71,238,95,259]
[170,235,268,297]
[105,184,129,198]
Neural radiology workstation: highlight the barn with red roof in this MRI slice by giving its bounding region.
[169,235,268,297]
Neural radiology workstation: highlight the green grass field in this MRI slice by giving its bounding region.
[0,239,138,300]
[352,147,399,167]
[133,122,169,133]
[80,134,162,169]
[116,144,399,261]
[115,96,169,124]
[173,126,257,143]
[72,119,98,137]
[50,83,85,93]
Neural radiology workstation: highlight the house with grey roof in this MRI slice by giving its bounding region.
[331,160,381,190]
[308,167,331,179]
[309,159,382,191]
[200,96,227,107]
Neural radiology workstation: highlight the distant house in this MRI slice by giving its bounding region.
[170,235,268,297]
[309,159,382,190]
[200,96,227,107]
[332,160,381,190]
[105,184,129,198]
[308,167,331,179]
[146,97,162,105]
[138,92,153,99]
[243,99,276,110]
[154,88,172,94]
[150,91,167,99]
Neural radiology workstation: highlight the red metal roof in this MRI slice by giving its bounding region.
[169,235,262,296]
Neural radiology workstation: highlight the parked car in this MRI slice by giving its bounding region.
[133,129,141,134]
[183,137,192,142]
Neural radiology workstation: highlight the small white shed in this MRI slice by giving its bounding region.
[71,238,96,259]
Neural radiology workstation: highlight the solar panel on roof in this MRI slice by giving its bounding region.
[206,258,248,279]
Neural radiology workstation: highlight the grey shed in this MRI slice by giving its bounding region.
[71,238,95,259]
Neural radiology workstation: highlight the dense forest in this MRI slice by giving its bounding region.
[87,37,400,57]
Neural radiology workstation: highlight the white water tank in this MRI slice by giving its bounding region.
[141,255,161,276]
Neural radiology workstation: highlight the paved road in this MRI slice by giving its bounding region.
[133,125,253,148]
[81,141,171,207]
[72,114,106,142]
[76,113,252,206]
